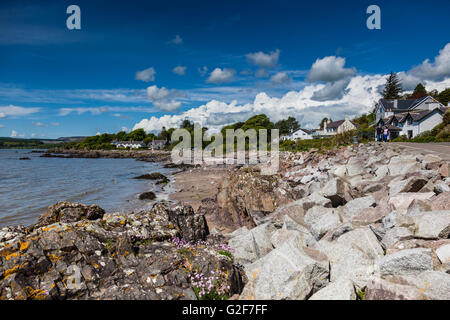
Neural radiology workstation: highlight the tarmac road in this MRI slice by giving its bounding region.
[391,142,450,160]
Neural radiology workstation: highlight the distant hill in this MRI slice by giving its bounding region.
[0,136,85,149]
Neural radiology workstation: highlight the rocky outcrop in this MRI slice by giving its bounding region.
[199,167,296,230]
[0,202,244,300]
[133,173,169,184]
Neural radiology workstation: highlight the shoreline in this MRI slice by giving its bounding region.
[41,148,172,161]
[1,143,450,300]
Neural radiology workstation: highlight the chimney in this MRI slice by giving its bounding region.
[345,116,349,121]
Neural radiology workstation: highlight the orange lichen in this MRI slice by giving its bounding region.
[5,252,19,261]
[25,286,47,300]
[19,241,30,251]
[3,263,27,279]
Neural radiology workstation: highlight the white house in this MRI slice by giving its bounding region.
[281,128,313,141]
[375,96,444,124]
[375,96,447,139]
[315,117,359,137]
[149,140,166,150]
[111,141,146,149]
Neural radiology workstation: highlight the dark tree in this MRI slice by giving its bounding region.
[274,116,300,135]
[180,119,194,131]
[382,72,403,99]
[437,88,450,106]
[408,83,427,99]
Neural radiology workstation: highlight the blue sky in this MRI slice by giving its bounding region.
[1,0,450,138]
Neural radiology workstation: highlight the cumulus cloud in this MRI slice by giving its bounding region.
[409,43,450,81]
[311,78,351,101]
[135,67,156,82]
[10,130,25,138]
[246,49,280,68]
[270,72,291,85]
[307,56,356,82]
[206,68,236,84]
[396,43,450,90]
[133,73,386,133]
[173,65,187,75]
[146,85,183,111]
[0,105,40,117]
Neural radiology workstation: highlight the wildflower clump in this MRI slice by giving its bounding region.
[169,237,236,300]
[189,269,231,300]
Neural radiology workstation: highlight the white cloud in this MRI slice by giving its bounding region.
[409,43,450,82]
[133,73,386,133]
[135,67,156,82]
[270,72,291,85]
[307,56,356,82]
[10,130,25,138]
[173,65,187,75]
[311,78,351,101]
[246,49,280,68]
[0,105,40,117]
[170,35,183,45]
[206,68,236,84]
[146,85,183,111]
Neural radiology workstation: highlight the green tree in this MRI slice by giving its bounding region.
[437,88,450,106]
[116,131,127,141]
[382,72,403,99]
[240,114,274,131]
[127,129,146,141]
[408,83,427,99]
[274,116,300,135]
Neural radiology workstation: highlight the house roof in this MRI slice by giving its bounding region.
[378,106,446,126]
[326,119,359,128]
[299,128,312,134]
[378,96,441,112]
[292,128,312,135]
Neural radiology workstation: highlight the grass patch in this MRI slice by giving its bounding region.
[217,250,234,261]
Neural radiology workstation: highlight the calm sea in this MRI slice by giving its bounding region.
[0,149,174,228]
